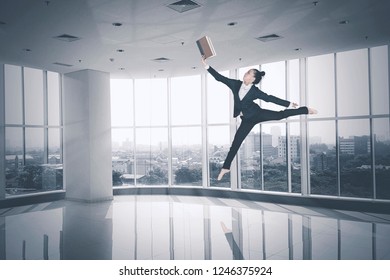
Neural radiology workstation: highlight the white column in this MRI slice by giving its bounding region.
[299,58,309,195]
[63,69,112,202]
[0,64,5,200]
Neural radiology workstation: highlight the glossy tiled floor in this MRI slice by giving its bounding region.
[1,195,390,260]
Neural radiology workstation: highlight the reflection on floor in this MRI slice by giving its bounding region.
[1,195,390,260]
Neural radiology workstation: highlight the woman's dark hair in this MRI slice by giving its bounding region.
[253,69,265,85]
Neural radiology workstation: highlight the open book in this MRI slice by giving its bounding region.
[196,36,216,59]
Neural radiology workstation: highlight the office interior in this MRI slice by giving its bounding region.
[1,0,390,260]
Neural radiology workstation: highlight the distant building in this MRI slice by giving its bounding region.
[339,137,355,155]
[339,136,370,155]
[278,136,301,161]
[263,133,277,158]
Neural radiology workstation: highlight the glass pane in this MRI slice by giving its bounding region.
[135,78,168,126]
[15,128,45,194]
[207,70,230,124]
[370,45,389,114]
[25,128,44,166]
[24,67,44,125]
[263,123,287,192]
[240,126,261,190]
[373,118,390,199]
[26,128,44,165]
[208,125,231,188]
[135,127,168,186]
[5,127,23,196]
[111,128,134,186]
[288,59,300,120]
[111,79,134,127]
[337,49,369,117]
[45,128,63,191]
[5,64,23,124]
[47,71,61,126]
[309,121,337,196]
[260,61,286,111]
[172,126,202,186]
[290,122,301,193]
[48,128,61,160]
[339,119,372,198]
[171,75,201,125]
[307,54,335,118]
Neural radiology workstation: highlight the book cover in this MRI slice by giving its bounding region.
[196,36,216,59]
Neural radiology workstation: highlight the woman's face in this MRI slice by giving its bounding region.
[243,69,256,84]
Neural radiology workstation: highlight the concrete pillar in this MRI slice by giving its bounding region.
[63,69,112,202]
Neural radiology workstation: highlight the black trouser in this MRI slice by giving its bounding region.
[222,106,309,169]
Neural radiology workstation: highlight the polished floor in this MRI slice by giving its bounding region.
[1,195,390,260]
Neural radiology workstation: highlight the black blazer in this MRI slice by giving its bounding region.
[207,66,291,119]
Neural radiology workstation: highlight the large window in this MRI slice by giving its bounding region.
[135,79,168,186]
[309,121,337,196]
[373,118,390,199]
[108,45,390,202]
[171,75,202,186]
[307,54,336,118]
[4,65,63,196]
[207,70,231,188]
[111,79,134,186]
[337,49,369,117]
[338,119,372,198]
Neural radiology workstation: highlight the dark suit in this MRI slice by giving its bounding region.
[207,66,308,170]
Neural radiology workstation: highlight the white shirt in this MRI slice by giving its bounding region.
[239,83,252,100]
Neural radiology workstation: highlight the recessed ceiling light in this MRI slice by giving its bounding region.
[339,20,349,24]
[152,57,171,62]
[167,0,201,13]
[112,22,122,27]
[53,34,81,42]
[256,34,283,42]
[53,62,73,67]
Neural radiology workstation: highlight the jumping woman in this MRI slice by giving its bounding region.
[202,56,317,180]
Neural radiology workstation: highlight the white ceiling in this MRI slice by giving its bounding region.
[1,0,390,79]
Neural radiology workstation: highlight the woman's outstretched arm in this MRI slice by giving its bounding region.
[201,56,237,89]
